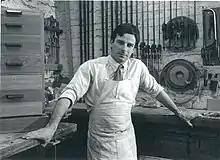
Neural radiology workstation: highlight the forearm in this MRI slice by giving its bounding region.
[156,90,181,116]
[47,98,71,130]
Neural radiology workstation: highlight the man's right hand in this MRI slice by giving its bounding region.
[22,126,56,147]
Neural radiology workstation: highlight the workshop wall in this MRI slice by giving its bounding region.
[55,1,220,110]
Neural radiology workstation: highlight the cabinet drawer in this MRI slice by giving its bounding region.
[0,101,43,118]
[1,8,43,35]
[1,75,43,91]
[1,34,42,55]
[1,54,43,75]
[0,89,43,103]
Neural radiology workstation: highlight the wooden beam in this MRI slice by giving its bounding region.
[0,123,77,159]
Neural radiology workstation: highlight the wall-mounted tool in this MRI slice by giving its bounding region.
[160,59,198,93]
[162,1,167,51]
[164,16,199,52]
[201,7,220,66]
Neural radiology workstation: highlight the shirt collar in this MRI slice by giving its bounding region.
[108,55,129,71]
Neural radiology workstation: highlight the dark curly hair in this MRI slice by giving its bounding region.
[110,23,140,48]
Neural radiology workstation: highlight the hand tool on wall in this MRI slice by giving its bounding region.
[193,1,196,48]
[187,1,190,48]
[79,1,83,64]
[101,1,105,56]
[87,1,90,59]
[120,1,123,24]
[91,1,94,59]
[146,1,150,65]
[136,1,139,58]
[169,1,172,48]
[115,1,119,27]
[151,1,157,72]
[105,1,108,56]
[157,1,162,81]
[130,1,133,24]
[125,1,128,23]
[162,1,167,50]
[111,1,114,35]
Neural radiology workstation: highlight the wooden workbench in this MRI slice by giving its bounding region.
[0,122,77,160]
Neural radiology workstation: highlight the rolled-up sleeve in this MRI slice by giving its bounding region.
[139,62,164,97]
[59,61,91,107]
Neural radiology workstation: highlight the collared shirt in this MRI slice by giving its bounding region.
[59,55,164,108]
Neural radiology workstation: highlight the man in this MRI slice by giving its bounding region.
[23,23,200,160]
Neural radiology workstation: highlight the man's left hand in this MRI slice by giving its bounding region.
[177,110,203,127]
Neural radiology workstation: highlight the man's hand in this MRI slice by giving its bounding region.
[176,110,202,127]
[22,127,56,147]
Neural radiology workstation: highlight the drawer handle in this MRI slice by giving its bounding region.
[5,61,23,67]
[6,94,24,100]
[5,23,22,28]
[6,10,22,15]
[5,43,23,48]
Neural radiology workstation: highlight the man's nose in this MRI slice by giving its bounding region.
[121,44,128,51]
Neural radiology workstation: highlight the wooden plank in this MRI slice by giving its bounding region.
[0,123,77,159]
[138,155,172,160]
[1,75,42,90]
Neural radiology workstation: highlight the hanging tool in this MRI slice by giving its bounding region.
[91,1,94,59]
[157,1,162,80]
[169,1,172,48]
[151,1,157,72]
[110,1,114,34]
[130,1,133,24]
[120,1,123,24]
[140,42,146,60]
[115,1,119,27]
[87,1,90,59]
[125,1,128,23]
[187,1,190,48]
[193,1,196,48]
[101,1,105,56]
[162,1,167,51]
[83,1,88,60]
[79,1,83,64]
[146,1,150,66]
[136,1,139,58]
[105,1,108,56]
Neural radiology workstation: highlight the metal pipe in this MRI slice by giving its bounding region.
[105,1,108,56]
[91,1,94,59]
[79,1,83,64]
[101,1,105,56]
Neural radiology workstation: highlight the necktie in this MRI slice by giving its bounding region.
[113,64,124,81]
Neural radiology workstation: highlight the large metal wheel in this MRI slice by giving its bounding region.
[160,59,198,93]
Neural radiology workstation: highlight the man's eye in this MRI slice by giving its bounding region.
[118,41,124,45]
[127,44,134,48]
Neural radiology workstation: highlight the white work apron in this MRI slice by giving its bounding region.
[87,68,137,160]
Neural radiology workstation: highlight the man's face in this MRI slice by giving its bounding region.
[111,33,136,64]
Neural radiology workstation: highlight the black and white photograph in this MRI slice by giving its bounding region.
[1,0,220,159]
